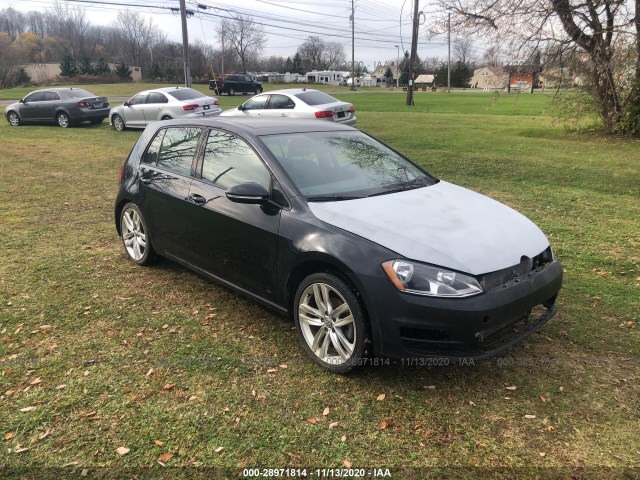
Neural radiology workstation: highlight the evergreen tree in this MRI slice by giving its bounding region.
[95,57,110,75]
[13,68,31,85]
[284,56,293,73]
[78,56,94,75]
[292,52,303,75]
[115,61,132,81]
[59,51,77,77]
[148,62,163,80]
[384,67,394,83]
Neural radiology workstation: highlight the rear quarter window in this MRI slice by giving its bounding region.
[168,88,205,101]
[157,127,202,176]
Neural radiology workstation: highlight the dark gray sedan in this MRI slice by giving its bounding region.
[5,88,110,128]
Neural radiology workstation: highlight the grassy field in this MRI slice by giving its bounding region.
[0,91,639,478]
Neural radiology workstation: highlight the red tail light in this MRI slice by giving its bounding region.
[77,101,91,108]
[315,110,334,118]
[183,104,199,111]
[349,104,355,113]
[213,99,220,105]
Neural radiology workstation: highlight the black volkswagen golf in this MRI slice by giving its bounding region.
[115,118,563,373]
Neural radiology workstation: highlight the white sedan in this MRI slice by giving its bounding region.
[109,87,221,131]
[220,88,356,126]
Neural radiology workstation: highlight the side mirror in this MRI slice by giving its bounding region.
[19,99,25,104]
[237,104,245,111]
[225,182,269,204]
[123,101,130,107]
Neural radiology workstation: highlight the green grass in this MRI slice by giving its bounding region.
[0,92,639,478]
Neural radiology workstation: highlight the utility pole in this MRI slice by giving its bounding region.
[220,22,225,78]
[351,0,355,91]
[447,12,451,93]
[395,44,400,87]
[406,0,419,105]
[179,0,191,87]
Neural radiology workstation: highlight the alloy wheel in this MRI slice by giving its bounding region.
[121,207,147,261]
[8,112,20,126]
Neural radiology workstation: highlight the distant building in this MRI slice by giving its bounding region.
[414,74,435,86]
[371,64,399,81]
[470,66,506,90]
[305,70,347,84]
[21,63,143,83]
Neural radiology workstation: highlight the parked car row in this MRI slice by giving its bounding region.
[5,87,357,129]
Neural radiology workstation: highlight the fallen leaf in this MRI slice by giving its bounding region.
[55,384,66,390]
[279,364,288,369]
[158,452,173,462]
[81,469,88,476]
[215,446,224,453]
[63,461,79,467]
[469,400,476,406]
[188,396,199,401]
[4,432,14,441]
[559,386,565,392]
[38,429,51,440]
[540,395,547,403]
[343,460,352,468]
[524,415,536,419]
[341,435,347,442]
[379,418,393,430]
[506,386,517,391]
[116,447,130,455]
[322,407,330,416]
[425,385,436,389]
[146,368,154,377]
[4,390,14,396]
[547,425,556,431]
[329,422,339,429]
[19,406,36,412]
[376,394,386,401]
[539,452,546,457]
[14,446,29,453]
[306,417,317,424]
[154,440,165,446]
[29,378,42,385]
[162,384,175,391]
[266,368,278,373]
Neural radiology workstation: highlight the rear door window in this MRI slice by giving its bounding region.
[268,94,295,109]
[295,91,338,106]
[43,92,61,101]
[157,127,202,176]
[147,92,168,104]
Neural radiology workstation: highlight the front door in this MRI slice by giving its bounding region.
[20,91,46,121]
[123,93,148,127]
[186,128,281,300]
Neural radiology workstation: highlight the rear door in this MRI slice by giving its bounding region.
[40,91,61,121]
[186,128,281,300]
[262,94,296,118]
[123,93,148,127]
[144,92,169,123]
[138,126,203,259]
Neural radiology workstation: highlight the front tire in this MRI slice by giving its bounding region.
[7,111,20,126]
[120,203,156,265]
[56,112,71,128]
[294,273,368,374]
[255,87,262,95]
[112,114,125,131]
[228,88,235,96]
[161,115,172,121]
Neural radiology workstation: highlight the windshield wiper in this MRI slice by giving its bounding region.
[306,195,364,202]
[368,178,431,197]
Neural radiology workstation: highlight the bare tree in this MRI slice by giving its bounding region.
[431,0,640,133]
[453,37,475,64]
[0,8,25,40]
[115,10,158,68]
[219,14,265,73]
[481,46,503,66]
[297,36,345,71]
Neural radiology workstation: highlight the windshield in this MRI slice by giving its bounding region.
[295,91,339,106]
[260,131,436,200]
[61,89,95,99]
[169,88,206,101]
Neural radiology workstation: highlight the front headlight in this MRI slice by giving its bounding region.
[382,260,483,298]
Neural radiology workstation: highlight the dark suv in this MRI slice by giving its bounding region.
[209,75,263,96]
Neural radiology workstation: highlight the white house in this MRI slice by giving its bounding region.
[470,66,507,90]
[305,70,346,84]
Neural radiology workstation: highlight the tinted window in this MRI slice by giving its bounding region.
[24,92,45,102]
[169,88,204,101]
[157,127,202,176]
[260,131,435,198]
[43,91,60,101]
[202,130,270,190]
[128,94,147,105]
[268,94,295,109]
[142,129,165,165]
[243,96,268,111]
[295,91,338,106]
[60,89,94,99]
[147,92,168,104]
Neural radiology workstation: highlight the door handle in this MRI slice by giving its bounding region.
[139,169,152,184]
[141,178,152,184]
[280,113,287,117]
[189,193,207,205]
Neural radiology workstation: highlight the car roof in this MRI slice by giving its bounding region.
[264,88,323,96]
[32,87,93,93]
[159,117,356,136]
[134,87,203,95]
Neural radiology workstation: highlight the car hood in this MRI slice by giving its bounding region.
[5,101,19,111]
[307,181,550,275]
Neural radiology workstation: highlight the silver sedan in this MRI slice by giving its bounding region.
[219,88,357,126]
[109,87,221,131]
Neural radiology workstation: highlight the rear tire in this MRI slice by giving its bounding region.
[228,88,235,96]
[120,203,156,266]
[255,87,262,95]
[112,114,125,131]
[161,115,172,120]
[294,272,368,374]
[56,112,71,128]
[7,111,20,126]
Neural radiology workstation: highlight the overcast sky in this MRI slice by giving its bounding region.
[0,0,481,70]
